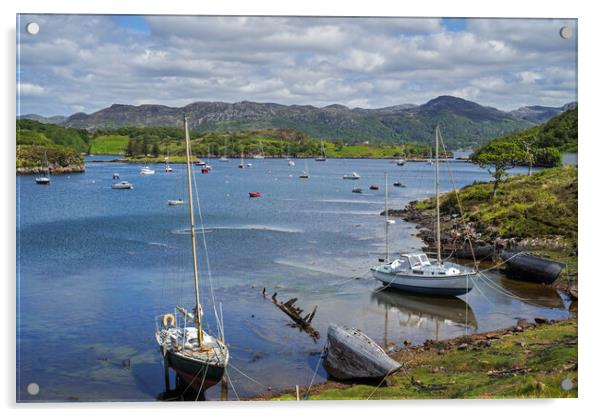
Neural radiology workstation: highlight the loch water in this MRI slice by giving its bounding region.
[16,157,572,401]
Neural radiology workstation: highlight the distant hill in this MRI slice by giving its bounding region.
[472,106,577,167]
[510,102,577,123]
[21,96,575,149]
[18,114,67,124]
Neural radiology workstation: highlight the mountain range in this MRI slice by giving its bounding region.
[20,96,576,149]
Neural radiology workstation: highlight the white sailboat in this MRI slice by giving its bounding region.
[371,126,476,297]
[219,138,229,162]
[299,159,310,179]
[35,150,51,185]
[238,152,245,169]
[155,116,229,393]
[315,140,327,161]
[140,166,155,175]
[342,172,360,180]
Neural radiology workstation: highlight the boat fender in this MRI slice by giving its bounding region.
[162,313,176,327]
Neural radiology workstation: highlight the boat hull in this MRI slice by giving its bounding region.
[500,250,565,284]
[323,324,401,380]
[372,270,475,296]
[167,350,225,392]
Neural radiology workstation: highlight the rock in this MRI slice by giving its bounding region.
[516,319,529,328]
[457,343,469,350]
[534,317,549,324]
[403,339,412,346]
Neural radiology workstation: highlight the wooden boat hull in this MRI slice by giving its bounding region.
[441,244,495,260]
[371,269,475,297]
[167,350,225,392]
[323,324,401,380]
[500,250,565,285]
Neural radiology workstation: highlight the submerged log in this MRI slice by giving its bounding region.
[268,292,320,341]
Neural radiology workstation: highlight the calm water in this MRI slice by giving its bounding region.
[16,158,571,402]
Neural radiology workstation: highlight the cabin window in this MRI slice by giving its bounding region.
[419,254,428,264]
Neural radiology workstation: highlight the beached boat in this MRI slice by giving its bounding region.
[155,116,228,394]
[323,324,401,380]
[343,172,360,180]
[500,250,566,284]
[371,127,477,297]
[112,181,134,190]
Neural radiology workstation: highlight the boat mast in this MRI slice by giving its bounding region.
[385,171,389,262]
[435,126,442,264]
[183,116,204,345]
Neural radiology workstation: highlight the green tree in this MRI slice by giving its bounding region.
[471,141,528,197]
[151,142,161,157]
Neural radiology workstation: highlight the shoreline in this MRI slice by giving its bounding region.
[16,165,86,175]
[257,317,577,400]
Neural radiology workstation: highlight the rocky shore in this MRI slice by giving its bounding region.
[17,164,86,175]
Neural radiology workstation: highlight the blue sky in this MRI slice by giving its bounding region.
[17,15,577,116]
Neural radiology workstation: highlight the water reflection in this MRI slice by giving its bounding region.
[498,277,565,309]
[371,289,477,343]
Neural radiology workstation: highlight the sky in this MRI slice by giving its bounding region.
[16,15,577,116]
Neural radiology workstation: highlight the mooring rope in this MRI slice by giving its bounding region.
[228,362,271,391]
[304,350,325,400]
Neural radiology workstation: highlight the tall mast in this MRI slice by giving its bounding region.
[384,171,389,262]
[435,126,442,264]
[183,116,204,345]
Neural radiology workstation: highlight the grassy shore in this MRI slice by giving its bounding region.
[266,319,577,400]
[393,166,577,290]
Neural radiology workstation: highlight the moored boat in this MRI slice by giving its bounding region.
[369,185,379,190]
[248,192,262,198]
[168,199,183,206]
[352,188,362,193]
[156,116,229,394]
[370,127,477,297]
[323,323,401,380]
[140,166,155,175]
[112,181,134,189]
[35,151,51,185]
[500,250,566,284]
[343,172,360,180]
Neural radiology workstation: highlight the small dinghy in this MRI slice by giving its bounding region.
[352,188,363,194]
[500,250,566,284]
[248,192,262,198]
[168,199,183,206]
[323,324,401,380]
[393,181,405,187]
[112,181,134,190]
[369,185,379,190]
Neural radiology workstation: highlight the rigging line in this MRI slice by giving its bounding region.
[439,133,480,270]
[191,167,225,340]
[228,362,270,390]
[469,277,524,318]
[180,362,209,397]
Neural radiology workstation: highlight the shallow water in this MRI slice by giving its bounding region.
[16,157,570,401]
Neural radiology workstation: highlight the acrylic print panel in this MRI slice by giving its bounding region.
[16,14,578,402]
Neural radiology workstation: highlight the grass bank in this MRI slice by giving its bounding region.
[266,319,577,400]
[392,166,577,289]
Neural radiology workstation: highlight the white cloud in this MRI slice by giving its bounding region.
[16,15,577,115]
[19,82,45,96]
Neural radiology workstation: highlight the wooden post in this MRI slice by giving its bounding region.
[162,346,170,392]
[295,384,300,401]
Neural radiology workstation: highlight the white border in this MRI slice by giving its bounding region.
[2,1,598,416]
